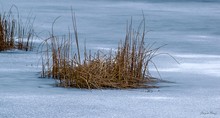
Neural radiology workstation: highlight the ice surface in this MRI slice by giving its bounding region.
[0,0,220,118]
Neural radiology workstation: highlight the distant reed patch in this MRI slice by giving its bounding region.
[0,6,35,51]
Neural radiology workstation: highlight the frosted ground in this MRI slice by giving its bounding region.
[0,0,220,118]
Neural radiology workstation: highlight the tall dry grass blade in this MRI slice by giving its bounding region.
[71,7,81,64]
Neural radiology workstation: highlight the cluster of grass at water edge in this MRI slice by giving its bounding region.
[0,6,35,51]
[40,13,160,89]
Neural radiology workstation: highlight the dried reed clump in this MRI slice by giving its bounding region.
[0,6,35,52]
[41,13,159,89]
[0,13,15,51]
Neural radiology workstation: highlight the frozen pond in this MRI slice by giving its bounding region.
[2,0,220,76]
[0,0,220,118]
